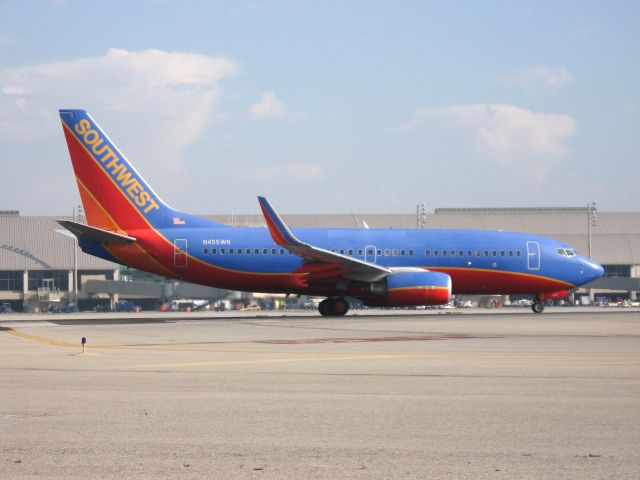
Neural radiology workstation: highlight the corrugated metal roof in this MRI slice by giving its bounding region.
[1,212,639,269]
[207,211,640,233]
[0,216,117,270]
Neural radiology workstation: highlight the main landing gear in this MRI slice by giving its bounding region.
[532,301,545,314]
[318,297,350,316]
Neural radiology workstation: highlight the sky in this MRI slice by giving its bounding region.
[0,0,638,216]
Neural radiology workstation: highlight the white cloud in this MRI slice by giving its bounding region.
[398,103,577,179]
[249,91,287,119]
[1,85,24,95]
[498,66,572,91]
[0,48,237,181]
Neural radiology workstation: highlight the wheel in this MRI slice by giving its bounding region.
[532,301,544,314]
[317,298,350,316]
[331,297,350,316]
[318,299,331,316]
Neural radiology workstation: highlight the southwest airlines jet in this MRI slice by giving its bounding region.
[58,109,604,315]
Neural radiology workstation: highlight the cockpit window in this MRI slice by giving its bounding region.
[566,249,576,257]
[557,248,577,257]
[556,248,567,256]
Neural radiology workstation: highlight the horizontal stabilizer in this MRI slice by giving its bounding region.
[56,220,136,246]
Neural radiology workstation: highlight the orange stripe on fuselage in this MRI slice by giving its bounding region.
[427,267,573,294]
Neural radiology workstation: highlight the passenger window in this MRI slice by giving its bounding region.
[467,250,473,257]
[339,249,344,254]
[229,248,234,255]
[434,250,439,256]
[425,250,431,256]
[270,248,275,255]
[384,249,390,256]
[500,251,505,257]
[348,249,353,255]
[221,249,226,255]
[508,251,513,257]
[442,250,447,257]
[279,249,285,255]
[516,251,521,257]
[212,249,217,255]
[377,249,382,256]
[409,250,413,256]
[246,248,251,255]
[254,249,259,255]
[475,251,481,257]
[458,250,464,257]
[401,249,406,256]
[492,250,497,257]
[203,248,208,254]
[237,249,242,255]
[393,249,398,256]
[358,249,364,256]
[484,251,489,257]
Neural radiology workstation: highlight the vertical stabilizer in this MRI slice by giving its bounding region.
[59,109,219,232]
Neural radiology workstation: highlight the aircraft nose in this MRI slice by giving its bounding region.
[582,258,605,282]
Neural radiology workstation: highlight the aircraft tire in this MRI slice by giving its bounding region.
[318,299,331,316]
[331,297,350,316]
[532,301,544,314]
[318,298,349,316]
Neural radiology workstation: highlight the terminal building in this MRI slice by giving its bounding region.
[1,207,638,312]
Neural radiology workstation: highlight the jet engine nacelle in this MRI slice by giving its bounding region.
[364,270,452,307]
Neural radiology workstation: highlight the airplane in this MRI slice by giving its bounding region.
[57,109,605,315]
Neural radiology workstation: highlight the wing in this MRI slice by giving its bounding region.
[258,196,390,283]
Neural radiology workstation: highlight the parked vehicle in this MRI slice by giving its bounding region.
[114,300,140,312]
[93,300,141,313]
[48,303,77,313]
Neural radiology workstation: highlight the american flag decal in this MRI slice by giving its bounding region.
[172,217,186,225]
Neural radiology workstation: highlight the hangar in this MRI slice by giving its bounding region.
[1,207,638,312]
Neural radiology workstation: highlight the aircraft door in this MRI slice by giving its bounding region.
[527,241,540,270]
[364,245,377,263]
[174,238,188,268]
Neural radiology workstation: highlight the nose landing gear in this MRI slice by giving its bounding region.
[318,297,350,316]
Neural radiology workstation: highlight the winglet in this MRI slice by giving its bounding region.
[258,196,303,247]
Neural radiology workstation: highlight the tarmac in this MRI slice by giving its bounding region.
[1,308,639,479]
